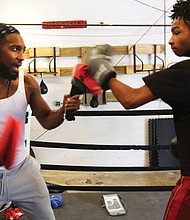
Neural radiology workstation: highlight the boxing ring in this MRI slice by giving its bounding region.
[27,108,180,220]
[31,108,179,171]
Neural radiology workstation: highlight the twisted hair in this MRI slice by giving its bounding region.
[170,0,190,23]
[0,23,19,41]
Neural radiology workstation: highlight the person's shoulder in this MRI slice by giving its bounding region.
[171,59,190,68]
[24,72,36,81]
[24,73,39,88]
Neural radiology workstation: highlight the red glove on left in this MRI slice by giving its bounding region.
[0,116,22,169]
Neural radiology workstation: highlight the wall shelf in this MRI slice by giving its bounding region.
[28,47,59,76]
[23,44,165,76]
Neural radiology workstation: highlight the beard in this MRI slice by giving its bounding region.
[0,63,18,80]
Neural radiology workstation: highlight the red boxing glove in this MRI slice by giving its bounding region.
[71,63,103,95]
[0,116,22,169]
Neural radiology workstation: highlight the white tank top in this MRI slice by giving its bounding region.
[0,70,28,170]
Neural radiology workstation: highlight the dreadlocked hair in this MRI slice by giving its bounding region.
[170,0,190,22]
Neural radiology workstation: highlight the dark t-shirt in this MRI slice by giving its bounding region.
[143,59,190,175]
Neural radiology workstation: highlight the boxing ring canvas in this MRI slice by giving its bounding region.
[52,191,171,220]
[0,191,171,220]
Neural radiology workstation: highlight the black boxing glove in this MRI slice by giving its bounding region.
[88,44,116,90]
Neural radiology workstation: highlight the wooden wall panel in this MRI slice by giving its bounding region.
[28,47,60,57]
[23,44,165,77]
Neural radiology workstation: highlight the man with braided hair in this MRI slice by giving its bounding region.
[0,23,80,219]
[85,0,190,219]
